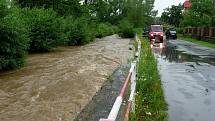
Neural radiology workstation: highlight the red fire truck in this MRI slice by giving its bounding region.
[149,25,164,48]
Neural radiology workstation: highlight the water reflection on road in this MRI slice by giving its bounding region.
[154,40,215,121]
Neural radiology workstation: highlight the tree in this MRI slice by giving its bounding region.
[181,0,215,27]
[161,4,183,27]
[16,0,83,16]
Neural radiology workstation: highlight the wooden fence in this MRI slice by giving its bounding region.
[184,27,215,43]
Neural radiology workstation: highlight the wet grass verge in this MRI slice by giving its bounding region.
[178,34,215,49]
[130,37,168,121]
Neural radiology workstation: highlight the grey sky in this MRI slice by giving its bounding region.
[154,0,185,16]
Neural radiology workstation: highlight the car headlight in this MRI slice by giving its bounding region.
[150,34,153,36]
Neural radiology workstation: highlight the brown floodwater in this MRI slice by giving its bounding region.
[0,35,132,121]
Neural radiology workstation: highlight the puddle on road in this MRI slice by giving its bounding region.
[154,44,215,66]
[0,35,132,121]
[153,41,215,121]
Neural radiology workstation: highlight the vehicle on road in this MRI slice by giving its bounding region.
[149,25,164,47]
[166,29,177,39]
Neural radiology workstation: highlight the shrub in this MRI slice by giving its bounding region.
[118,19,135,38]
[96,23,114,38]
[133,28,143,35]
[112,25,119,34]
[0,7,29,70]
[24,8,64,52]
[175,27,183,34]
[64,16,94,45]
[0,0,9,18]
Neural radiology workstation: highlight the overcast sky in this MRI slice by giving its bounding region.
[154,0,185,16]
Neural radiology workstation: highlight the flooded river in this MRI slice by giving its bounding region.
[154,39,215,121]
[0,35,132,121]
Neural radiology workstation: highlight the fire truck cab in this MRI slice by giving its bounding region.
[149,25,164,48]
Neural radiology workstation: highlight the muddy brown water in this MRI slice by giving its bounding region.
[0,35,132,121]
[154,39,215,121]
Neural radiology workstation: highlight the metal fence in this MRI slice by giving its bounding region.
[184,27,215,43]
[99,34,141,121]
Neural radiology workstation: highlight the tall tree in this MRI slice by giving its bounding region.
[181,0,215,27]
[15,0,83,16]
[161,4,183,27]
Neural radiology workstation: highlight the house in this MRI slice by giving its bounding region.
[183,0,191,10]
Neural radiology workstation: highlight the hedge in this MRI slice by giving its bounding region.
[24,8,64,52]
[0,7,29,70]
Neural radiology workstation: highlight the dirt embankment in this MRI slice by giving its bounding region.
[0,35,132,121]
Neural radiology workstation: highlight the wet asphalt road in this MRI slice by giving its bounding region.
[154,39,215,121]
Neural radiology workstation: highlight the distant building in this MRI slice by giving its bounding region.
[183,0,191,10]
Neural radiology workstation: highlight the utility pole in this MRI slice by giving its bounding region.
[213,0,215,8]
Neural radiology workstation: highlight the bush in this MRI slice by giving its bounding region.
[175,27,183,34]
[64,16,94,45]
[0,0,9,18]
[0,7,29,70]
[118,19,135,38]
[24,8,64,52]
[112,25,119,34]
[133,28,143,35]
[96,23,114,38]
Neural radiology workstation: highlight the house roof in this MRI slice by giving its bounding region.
[183,0,191,9]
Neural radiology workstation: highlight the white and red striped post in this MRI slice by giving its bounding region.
[99,34,141,121]
[123,36,141,121]
[99,65,134,121]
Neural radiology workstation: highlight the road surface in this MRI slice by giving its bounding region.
[154,39,215,121]
[0,35,132,121]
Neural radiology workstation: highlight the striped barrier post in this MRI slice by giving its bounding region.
[123,37,141,121]
[99,34,141,121]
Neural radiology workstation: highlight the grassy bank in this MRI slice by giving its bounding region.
[130,37,168,121]
[178,34,215,49]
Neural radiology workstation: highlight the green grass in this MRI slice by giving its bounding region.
[130,36,168,121]
[178,34,215,49]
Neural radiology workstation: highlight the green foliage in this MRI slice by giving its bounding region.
[161,4,183,27]
[118,19,135,38]
[23,8,63,52]
[0,0,9,17]
[0,0,156,71]
[64,16,94,46]
[126,0,155,27]
[133,28,143,35]
[85,0,155,27]
[175,27,183,34]
[16,0,83,17]
[96,23,114,38]
[132,36,168,121]
[181,0,215,27]
[0,6,29,70]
